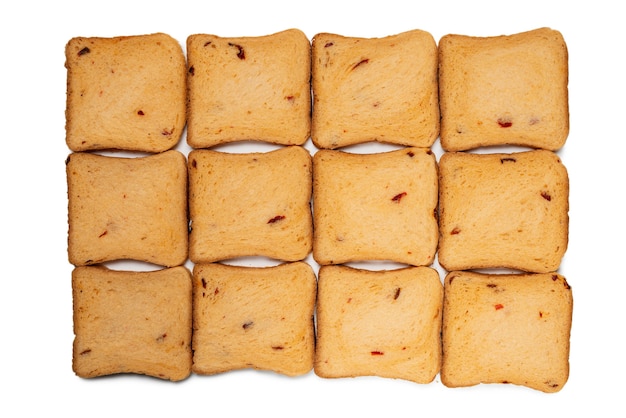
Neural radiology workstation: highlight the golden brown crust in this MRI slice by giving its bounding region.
[437,149,569,273]
[188,146,313,263]
[72,266,193,381]
[313,147,438,266]
[314,265,442,383]
[441,271,573,393]
[65,33,186,152]
[191,262,316,377]
[439,27,569,151]
[311,30,439,149]
[186,29,311,148]
[66,150,188,267]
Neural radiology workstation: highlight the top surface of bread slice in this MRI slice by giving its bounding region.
[315,265,442,383]
[441,270,573,392]
[311,30,439,149]
[313,147,438,266]
[188,146,312,263]
[438,27,569,151]
[437,149,569,273]
[192,261,316,377]
[72,265,192,381]
[67,150,188,267]
[65,33,186,152]
[186,29,311,148]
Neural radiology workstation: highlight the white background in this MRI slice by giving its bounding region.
[2,0,624,416]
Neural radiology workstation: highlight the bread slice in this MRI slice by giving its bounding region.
[438,27,569,151]
[441,270,573,393]
[65,33,186,152]
[315,265,442,383]
[313,147,438,266]
[72,265,192,381]
[437,150,569,273]
[188,146,312,263]
[66,150,188,267]
[186,29,311,148]
[192,262,316,377]
[311,30,439,149]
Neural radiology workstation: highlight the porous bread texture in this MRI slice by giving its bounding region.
[438,27,569,151]
[186,29,311,148]
[311,29,439,149]
[65,33,186,152]
[64,28,573,391]
[188,146,312,263]
[441,270,573,393]
[192,262,316,377]
[72,265,193,381]
[315,265,442,383]
[437,149,569,273]
[66,150,188,267]
[313,147,438,266]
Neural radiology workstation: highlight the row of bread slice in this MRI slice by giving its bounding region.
[72,262,572,393]
[67,145,568,274]
[65,27,568,154]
